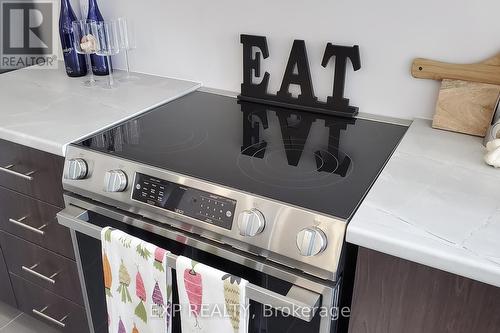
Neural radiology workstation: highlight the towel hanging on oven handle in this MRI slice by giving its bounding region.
[57,205,322,323]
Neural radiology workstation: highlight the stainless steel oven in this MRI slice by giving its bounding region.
[55,91,408,333]
[58,194,342,333]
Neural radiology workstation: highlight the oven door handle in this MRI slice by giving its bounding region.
[57,206,322,322]
[57,206,101,238]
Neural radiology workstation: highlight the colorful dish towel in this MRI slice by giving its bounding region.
[176,256,249,333]
[101,227,172,333]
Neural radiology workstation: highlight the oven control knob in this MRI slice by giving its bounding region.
[238,209,265,237]
[104,170,128,192]
[296,227,327,256]
[65,159,88,180]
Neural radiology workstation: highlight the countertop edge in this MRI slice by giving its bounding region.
[346,224,500,288]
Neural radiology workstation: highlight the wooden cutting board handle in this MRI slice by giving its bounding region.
[411,53,500,85]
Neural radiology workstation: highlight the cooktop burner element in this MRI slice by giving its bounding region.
[238,108,354,189]
[77,91,407,220]
[82,121,209,155]
[238,139,351,189]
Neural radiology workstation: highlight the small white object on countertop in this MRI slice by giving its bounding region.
[348,119,500,288]
[485,139,500,168]
[0,63,201,156]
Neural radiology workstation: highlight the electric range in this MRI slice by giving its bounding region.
[58,90,407,333]
[64,90,407,278]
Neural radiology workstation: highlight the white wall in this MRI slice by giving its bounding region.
[87,0,499,120]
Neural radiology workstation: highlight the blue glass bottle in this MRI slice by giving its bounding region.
[59,0,87,77]
[88,0,110,75]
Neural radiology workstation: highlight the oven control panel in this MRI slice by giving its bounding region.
[131,173,236,230]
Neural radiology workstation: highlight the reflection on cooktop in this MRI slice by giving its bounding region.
[238,101,355,189]
[81,119,209,155]
[82,119,142,152]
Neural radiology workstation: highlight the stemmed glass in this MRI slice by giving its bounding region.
[72,20,97,87]
[91,20,120,88]
[117,17,137,81]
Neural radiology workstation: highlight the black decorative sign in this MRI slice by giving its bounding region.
[238,34,361,118]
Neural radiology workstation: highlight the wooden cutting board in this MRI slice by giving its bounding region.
[432,79,500,136]
[412,54,500,85]
[412,54,500,137]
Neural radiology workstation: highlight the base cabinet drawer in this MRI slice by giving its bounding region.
[11,273,89,333]
[0,187,74,259]
[0,139,64,207]
[0,246,16,307]
[0,231,84,305]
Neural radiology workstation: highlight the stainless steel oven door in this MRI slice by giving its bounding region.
[57,194,340,333]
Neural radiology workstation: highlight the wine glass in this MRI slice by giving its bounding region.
[91,20,120,88]
[117,17,137,81]
[72,20,97,87]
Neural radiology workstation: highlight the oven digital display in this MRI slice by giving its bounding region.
[131,173,236,230]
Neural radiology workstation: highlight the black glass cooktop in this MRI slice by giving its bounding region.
[77,91,407,220]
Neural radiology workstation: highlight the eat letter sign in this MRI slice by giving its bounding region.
[239,34,361,118]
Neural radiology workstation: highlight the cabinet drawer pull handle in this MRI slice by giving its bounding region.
[32,306,67,328]
[0,164,35,181]
[22,264,58,284]
[9,216,46,235]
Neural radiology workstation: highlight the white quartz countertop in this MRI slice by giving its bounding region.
[0,64,201,156]
[348,118,500,288]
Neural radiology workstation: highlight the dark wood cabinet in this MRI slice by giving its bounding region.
[0,139,87,329]
[0,246,16,307]
[0,139,65,208]
[11,274,89,333]
[0,231,83,305]
[0,187,74,259]
[348,247,500,333]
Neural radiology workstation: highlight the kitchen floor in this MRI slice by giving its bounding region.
[0,301,60,333]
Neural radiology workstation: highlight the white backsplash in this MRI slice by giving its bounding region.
[67,0,500,120]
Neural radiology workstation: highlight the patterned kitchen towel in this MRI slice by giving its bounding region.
[176,256,249,333]
[101,227,172,333]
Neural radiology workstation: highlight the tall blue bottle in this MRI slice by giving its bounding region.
[88,0,110,75]
[59,0,87,77]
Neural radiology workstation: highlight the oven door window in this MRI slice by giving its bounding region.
[75,211,336,333]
